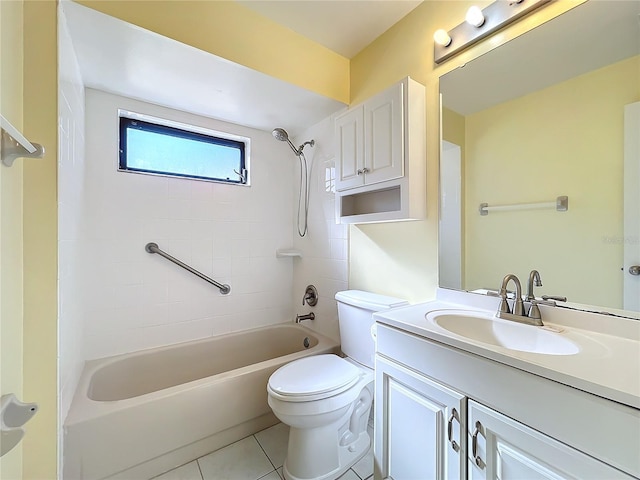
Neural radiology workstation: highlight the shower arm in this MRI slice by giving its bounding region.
[289,139,315,156]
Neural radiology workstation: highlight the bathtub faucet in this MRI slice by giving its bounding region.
[295,312,315,323]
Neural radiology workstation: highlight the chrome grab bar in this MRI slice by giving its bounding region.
[145,242,231,295]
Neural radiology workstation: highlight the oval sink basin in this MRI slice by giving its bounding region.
[425,310,579,355]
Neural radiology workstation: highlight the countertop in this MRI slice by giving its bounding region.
[373,289,640,410]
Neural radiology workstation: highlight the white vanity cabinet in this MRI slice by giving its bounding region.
[468,400,632,480]
[375,355,466,479]
[334,76,425,223]
[374,323,639,480]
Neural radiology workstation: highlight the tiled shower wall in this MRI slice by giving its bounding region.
[58,10,86,459]
[77,89,296,360]
[290,113,349,341]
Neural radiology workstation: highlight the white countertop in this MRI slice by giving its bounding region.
[374,289,640,410]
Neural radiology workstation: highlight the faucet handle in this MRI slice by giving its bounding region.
[528,300,542,321]
[302,285,318,306]
[542,295,567,303]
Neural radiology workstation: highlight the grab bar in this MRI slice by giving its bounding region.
[145,242,231,294]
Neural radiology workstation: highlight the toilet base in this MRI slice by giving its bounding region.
[282,429,371,480]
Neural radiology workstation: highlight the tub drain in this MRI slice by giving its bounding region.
[303,337,310,348]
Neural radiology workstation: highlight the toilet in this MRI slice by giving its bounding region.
[267,290,408,480]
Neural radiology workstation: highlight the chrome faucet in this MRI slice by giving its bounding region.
[525,270,543,322]
[496,274,544,326]
[525,270,542,302]
[295,312,315,323]
[498,274,525,316]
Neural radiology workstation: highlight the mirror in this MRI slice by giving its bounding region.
[439,0,640,318]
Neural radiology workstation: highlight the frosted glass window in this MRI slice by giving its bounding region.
[119,117,247,184]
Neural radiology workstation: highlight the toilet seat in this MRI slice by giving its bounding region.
[268,355,362,402]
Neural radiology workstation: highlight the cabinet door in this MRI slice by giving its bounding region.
[468,400,634,480]
[364,81,404,186]
[375,355,466,480]
[335,104,365,191]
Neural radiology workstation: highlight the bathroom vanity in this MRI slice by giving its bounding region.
[373,290,640,480]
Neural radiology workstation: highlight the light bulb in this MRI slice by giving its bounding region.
[465,6,485,27]
[433,29,452,47]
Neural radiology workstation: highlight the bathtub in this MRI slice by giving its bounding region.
[63,323,339,480]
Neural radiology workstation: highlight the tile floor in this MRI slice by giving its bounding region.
[151,422,374,480]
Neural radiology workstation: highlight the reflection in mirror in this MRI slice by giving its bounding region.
[439,1,640,318]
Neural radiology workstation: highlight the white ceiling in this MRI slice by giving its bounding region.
[62,1,350,138]
[237,0,423,58]
[62,0,423,137]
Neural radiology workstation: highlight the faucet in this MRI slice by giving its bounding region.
[525,270,543,321]
[498,274,525,316]
[525,270,542,302]
[496,274,544,326]
[295,312,315,323]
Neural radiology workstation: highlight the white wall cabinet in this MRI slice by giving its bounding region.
[334,76,425,223]
[374,324,639,480]
[335,105,365,191]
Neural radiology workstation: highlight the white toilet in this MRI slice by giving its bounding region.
[267,290,408,480]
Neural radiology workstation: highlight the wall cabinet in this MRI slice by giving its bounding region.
[334,76,425,223]
[374,324,638,480]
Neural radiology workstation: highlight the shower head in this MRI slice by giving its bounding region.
[272,128,289,142]
[272,127,315,156]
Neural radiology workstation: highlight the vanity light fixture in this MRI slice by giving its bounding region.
[465,6,485,28]
[434,0,551,64]
[433,29,452,47]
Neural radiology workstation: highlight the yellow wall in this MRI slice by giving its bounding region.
[22,1,58,478]
[464,56,639,308]
[348,0,584,302]
[0,1,25,478]
[442,107,465,147]
[77,0,350,104]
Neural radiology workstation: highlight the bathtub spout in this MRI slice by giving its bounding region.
[295,313,315,323]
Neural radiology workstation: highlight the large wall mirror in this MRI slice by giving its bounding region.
[439,0,640,318]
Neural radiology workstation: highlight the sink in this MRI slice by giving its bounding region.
[425,309,580,355]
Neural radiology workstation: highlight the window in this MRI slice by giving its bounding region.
[119,114,248,185]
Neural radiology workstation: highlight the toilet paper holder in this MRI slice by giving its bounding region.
[1,394,38,457]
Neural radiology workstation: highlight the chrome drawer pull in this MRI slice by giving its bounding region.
[447,408,460,452]
[471,421,486,469]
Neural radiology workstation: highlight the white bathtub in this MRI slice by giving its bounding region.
[64,323,339,480]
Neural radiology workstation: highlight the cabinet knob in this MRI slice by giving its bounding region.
[629,265,640,276]
[356,168,370,175]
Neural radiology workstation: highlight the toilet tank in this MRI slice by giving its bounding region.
[335,290,408,369]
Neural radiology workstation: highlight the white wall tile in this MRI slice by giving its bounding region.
[58,10,86,439]
[291,113,348,342]
[71,90,295,359]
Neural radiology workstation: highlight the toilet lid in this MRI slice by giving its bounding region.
[268,354,360,397]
